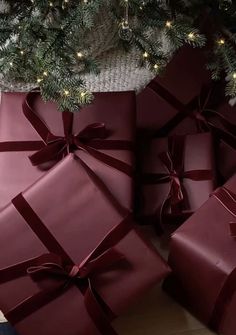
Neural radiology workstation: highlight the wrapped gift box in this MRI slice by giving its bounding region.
[137,132,216,229]
[0,154,170,335]
[168,173,236,335]
[137,46,212,136]
[0,91,135,209]
[212,102,236,181]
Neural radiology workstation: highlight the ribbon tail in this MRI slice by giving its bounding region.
[0,255,53,284]
[29,141,67,166]
[84,280,118,335]
[76,143,133,177]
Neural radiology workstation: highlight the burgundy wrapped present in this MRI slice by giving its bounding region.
[212,102,236,181]
[137,47,236,182]
[168,173,236,335]
[0,91,135,209]
[138,132,215,229]
[0,154,170,335]
[137,46,212,136]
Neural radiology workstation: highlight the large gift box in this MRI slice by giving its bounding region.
[0,91,135,209]
[137,46,212,136]
[168,173,236,335]
[137,132,216,229]
[0,154,170,335]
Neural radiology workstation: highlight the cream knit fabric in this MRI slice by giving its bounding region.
[0,3,155,93]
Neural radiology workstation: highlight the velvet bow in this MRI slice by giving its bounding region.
[0,191,134,335]
[0,91,133,177]
[29,114,108,166]
[27,248,124,285]
[142,135,213,226]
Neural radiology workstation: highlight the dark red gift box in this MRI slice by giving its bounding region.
[0,91,135,210]
[0,154,170,335]
[213,102,236,181]
[137,44,236,182]
[138,132,216,229]
[137,46,212,136]
[168,173,236,335]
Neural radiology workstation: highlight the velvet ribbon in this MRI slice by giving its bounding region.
[149,81,236,149]
[0,192,134,335]
[142,135,213,225]
[0,91,133,176]
[209,187,236,331]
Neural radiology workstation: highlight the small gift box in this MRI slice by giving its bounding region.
[168,173,236,335]
[0,91,135,209]
[137,46,212,136]
[0,154,170,335]
[137,132,216,230]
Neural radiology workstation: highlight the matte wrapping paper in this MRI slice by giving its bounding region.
[137,46,212,136]
[213,102,236,181]
[0,154,170,335]
[168,173,236,335]
[138,133,216,228]
[0,91,136,210]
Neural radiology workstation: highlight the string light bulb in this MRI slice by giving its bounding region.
[9,62,13,67]
[188,32,195,40]
[165,21,172,28]
[64,90,70,96]
[37,78,43,83]
[49,2,53,7]
[143,52,148,58]
[80,92,86,97]
[233,73,236,79]
[77,52,83,58]
[20,50,24,55]
[154,64,159,69]
[43,71,48,76]
[218,38,225,45]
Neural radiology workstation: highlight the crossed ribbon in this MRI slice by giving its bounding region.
[0,90,133,176]
[0,191,134,335]
[142,136,213,227]
[148,80,236,150]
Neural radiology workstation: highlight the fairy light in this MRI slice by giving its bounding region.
[233,73,236,79]
[154,64,159,69]
[218,38,225,45]
[188,32,195,40]
[49,2,53,7]
[165,21,172,28]
[77,52,83,58]
[9,62,13,67]
[20,50,24,55]
[43,71,48,76]
[80,92,86,97]
[64,90,70,96]
[37,78,43,83]
[143,52,148,58]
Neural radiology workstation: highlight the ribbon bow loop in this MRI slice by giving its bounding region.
[29,118,109,166]
[78,123,107,141]
[26,247,125,286]
[158,151,184,206]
